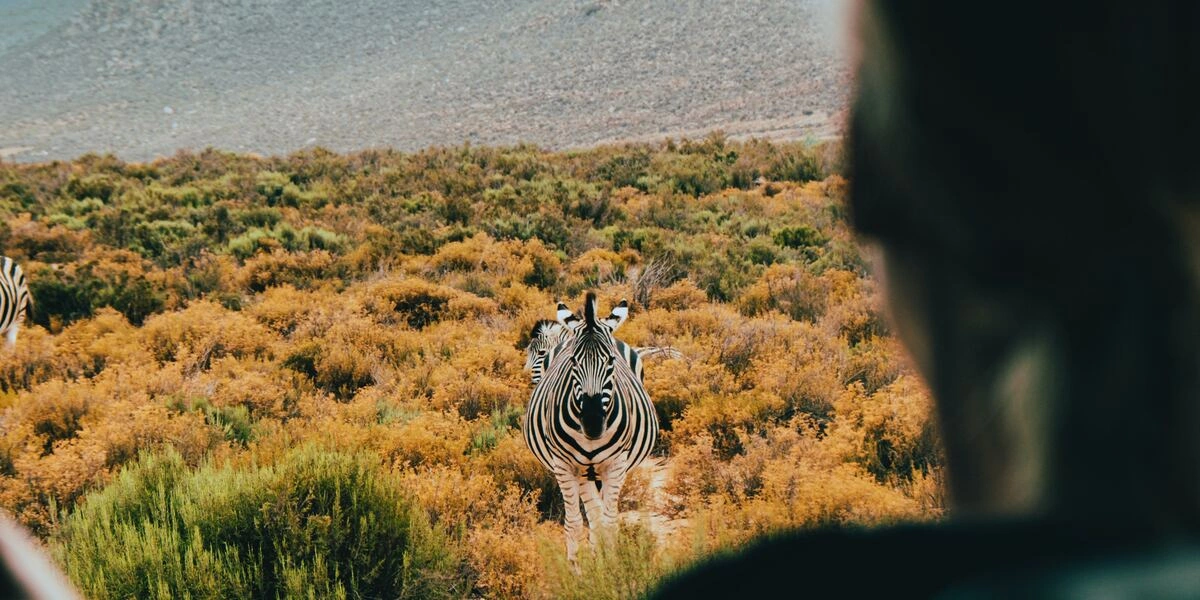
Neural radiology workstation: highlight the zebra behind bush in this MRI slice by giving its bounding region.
[0,257,31,347]
[523,292,659,562]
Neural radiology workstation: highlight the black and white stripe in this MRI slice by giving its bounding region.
[0,257,31,347]
[523,292,659,562]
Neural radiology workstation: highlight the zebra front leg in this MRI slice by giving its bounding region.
[578,476,606,550]
[4,324,16,348]
[555,472,587,564]
[600,467,628,529]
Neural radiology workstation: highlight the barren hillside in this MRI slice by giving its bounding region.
[0,0,848,162]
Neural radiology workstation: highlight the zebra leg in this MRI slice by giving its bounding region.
[600,467,628,529]
[578,476,606,549]
[4,324,16,348]
[555,472,586,564]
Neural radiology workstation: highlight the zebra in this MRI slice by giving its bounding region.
[0,257,31,348]
[523,292,659,563]
[523,302,682,387]
[524,318,571,387]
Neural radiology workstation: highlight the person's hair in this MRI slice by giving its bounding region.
[848,2,1200,531]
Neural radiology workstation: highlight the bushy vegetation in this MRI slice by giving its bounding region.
[54,446,466,599]
[0,136,940,598]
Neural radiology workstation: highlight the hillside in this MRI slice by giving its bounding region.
[0,0,848,163]
[0,139,940,598]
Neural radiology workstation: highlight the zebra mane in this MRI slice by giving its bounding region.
[583,291,598,329]
[573,292,618,362]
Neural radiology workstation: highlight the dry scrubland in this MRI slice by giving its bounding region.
[0,138,941,598]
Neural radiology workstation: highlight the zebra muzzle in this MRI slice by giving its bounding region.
[579,393,606,440]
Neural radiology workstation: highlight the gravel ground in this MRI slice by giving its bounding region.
[0,0,850,163]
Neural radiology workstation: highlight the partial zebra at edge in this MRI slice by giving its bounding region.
[0,257,31,348]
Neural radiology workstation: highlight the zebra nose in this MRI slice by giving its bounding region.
[580,393,606,439]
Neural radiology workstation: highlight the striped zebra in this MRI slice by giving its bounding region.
[524,303,682,387]
[524,319,571,386]
[0,258,31,348]
[523,292,659,562]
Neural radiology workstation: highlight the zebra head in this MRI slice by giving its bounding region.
[525,319,563,371]
[565,292,629,440]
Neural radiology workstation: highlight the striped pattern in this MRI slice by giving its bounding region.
[523,293,659,562]
[0,257,31,347]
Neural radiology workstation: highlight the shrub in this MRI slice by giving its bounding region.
[650,278,708,310]
[27,273,92,330]
[739,264,829,323]
[649,152,731,197]
[540,522,677,600]
[65,173,118,202]
[359,278,497,330]
[27,254,167,328]
[140,301,274,367]
[826,377,939,485]
[8,218,88,262]
[53,446,470,599]
[239,249,340,292]
[773,225,825,250]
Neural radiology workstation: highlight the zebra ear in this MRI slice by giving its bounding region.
[603,299,629,331]
[556,301,580,329]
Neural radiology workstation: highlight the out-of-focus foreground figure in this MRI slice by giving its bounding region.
[654,1,1200,597]
[0,512,80,599]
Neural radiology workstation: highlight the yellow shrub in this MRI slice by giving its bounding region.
[650,279,708,311]
[567,248,626,287]
[200,357,294,419]
[825,376,939,484]
[247,285,328,335]
[739,263,829,322]
[0,326,59,394]
[239,249,337,292]
[54,308,146,375]
[140,301,276,369]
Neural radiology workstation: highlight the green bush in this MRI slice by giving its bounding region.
[228,224,346,260]
[773,225,826,250]
[541,523,677,600]
[65,173,119,202]
[167,395,255,446]
[469,405,523,454]
[650,153,732,197]
[28,273,93,328]
[54,446,469,599]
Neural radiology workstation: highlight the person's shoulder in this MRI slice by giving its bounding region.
[648,518,1181,599]
[649,521,978,598]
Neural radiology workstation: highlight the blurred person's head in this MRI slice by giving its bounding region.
[849,2,1200,531]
